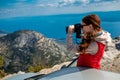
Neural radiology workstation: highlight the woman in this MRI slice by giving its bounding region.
[66,14,112,69]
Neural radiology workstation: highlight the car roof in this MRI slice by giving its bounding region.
[37,67,88,80]
[5,73,38,80]
[38,67,120,80]
[49,69,120,80]
[5,67,120,80]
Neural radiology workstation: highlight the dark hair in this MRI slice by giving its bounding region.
[78,14,102,53]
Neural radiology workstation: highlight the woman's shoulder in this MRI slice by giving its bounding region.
[86,41,98,55]
[95,30,112,45]
[87,41,105,55]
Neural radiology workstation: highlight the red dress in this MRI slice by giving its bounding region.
[77,42,105,69]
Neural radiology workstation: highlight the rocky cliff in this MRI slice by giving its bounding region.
[1,33,120,80]
[0,30,71,73]
[101,37,120,73]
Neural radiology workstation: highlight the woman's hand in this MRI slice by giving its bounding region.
[68,25,75,34]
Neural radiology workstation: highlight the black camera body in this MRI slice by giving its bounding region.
[66,23,83,38]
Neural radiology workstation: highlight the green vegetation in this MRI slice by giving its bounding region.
[0,70,7,79]
[28,65,51,72]
[0,55,4,68]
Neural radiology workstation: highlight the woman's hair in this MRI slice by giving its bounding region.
[78,14,102,53]
[82,14,101,31]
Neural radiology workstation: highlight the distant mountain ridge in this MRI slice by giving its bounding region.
[0,30,7,34]
[1,10,120,22]
[0,30,71,73]
[47,10,120,22]
[0,30,7,37]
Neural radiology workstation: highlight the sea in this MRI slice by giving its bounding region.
[0,11,120,40]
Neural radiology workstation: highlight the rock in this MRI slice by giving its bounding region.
[101,39,120,73]
[38,62,71,74]
[0,30,71,73]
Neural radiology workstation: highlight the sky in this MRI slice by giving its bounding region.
[0,0,120,18]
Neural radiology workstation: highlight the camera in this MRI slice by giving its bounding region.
[66,23,83,38]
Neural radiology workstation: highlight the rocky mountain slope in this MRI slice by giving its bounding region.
[1,33,120,80]
[101,37,120,73]
[0,30,71,73]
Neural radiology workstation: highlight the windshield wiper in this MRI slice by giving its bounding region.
[24,74,45,80]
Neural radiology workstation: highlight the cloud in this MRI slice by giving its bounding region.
[36,0,89,7]
[1,0,119,9]
[0,0,120,18]
[36,0,119,7]
[0,0,119,8]
[58,0,119,7]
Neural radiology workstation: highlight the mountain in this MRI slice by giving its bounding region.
[0,30,7,37]
[54,10,120,22]
[0,30,71,73]
[1,33,120,79]
[2,37,120,80]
